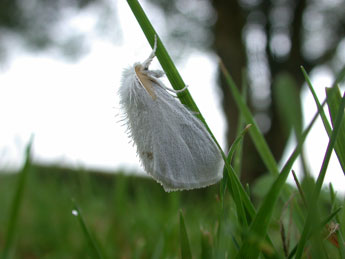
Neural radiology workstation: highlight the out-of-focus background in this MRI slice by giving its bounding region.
[0,0,344,186]
[1,1,345,258]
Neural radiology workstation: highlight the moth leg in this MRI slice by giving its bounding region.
[160,84,189,94]
[173,84,189,93]
[142,35,158,70]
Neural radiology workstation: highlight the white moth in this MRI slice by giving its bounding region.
[119,36,223,192]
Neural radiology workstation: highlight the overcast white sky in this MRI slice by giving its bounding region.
[0,0,344,193]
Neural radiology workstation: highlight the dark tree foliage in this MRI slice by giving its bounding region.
[0,0,114,61]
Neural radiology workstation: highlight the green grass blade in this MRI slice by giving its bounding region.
[274,72,309,174]
[233,70,249,175]
[220,149,267,245]
[179,211,192,259]
[326,86,345,174]
[220,146,257,229]
[301,67,332,134]
[2,139,33,259]
[222,165,283,259]
[295,93,345,259]
[126,0,197,113]
[237,97,323,258]
[219,60,279,176]
[226,167,248,228]
[228,125,252,169]
[301,66,345,173]
[201,230,213,259]
[151,235,165,259]
[218,61,292,245]
[274,73,303,138]
[72,201,106,259]
[220,124,251,201]
[337,232,345,259]
[320,208,342,234]
[329,183,336,210]
[291,170,307,206]
[221,125,252,228]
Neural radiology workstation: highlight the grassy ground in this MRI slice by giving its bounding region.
[0,163,344,258]
[0,164,224,258]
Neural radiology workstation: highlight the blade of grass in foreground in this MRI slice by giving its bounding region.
[220,125,251,201]
[326,86,345,175]
[301,66,345,174]
[219,62,304,255]
[301,66,332,134]
[233,69,249,175]
[237,96,326,259]
[219,60,279,176]
[217,125,251,252]
[72,201,105,259]
[295,93,345,259]
[218,60,282,229]
[217,127,259,256]
[2,139,32,259]
[126,0,197,114]
[220,77,249,195]
[201,230,213,259]
[336,227,345,259]
[179,211,192,259]
[227,126,252,226]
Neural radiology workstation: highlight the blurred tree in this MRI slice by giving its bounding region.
[213,0,344,183]
[1,0,344,183]
[0,0,117,61]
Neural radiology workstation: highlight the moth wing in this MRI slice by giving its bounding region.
[143,87,223,191]
[120,67,223,192]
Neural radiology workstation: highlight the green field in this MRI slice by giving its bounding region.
[1,160,344,258]
[0,164,226,258]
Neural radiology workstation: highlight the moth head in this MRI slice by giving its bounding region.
[134,64,157,100]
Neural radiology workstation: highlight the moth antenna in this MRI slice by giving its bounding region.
[142,34,158,69]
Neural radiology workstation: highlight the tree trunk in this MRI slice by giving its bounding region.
[211,0,307,184]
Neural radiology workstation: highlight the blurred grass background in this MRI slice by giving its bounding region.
[1,161,344,258]
[0,164,221,258]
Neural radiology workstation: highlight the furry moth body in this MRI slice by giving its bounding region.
[119,38,223,192]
